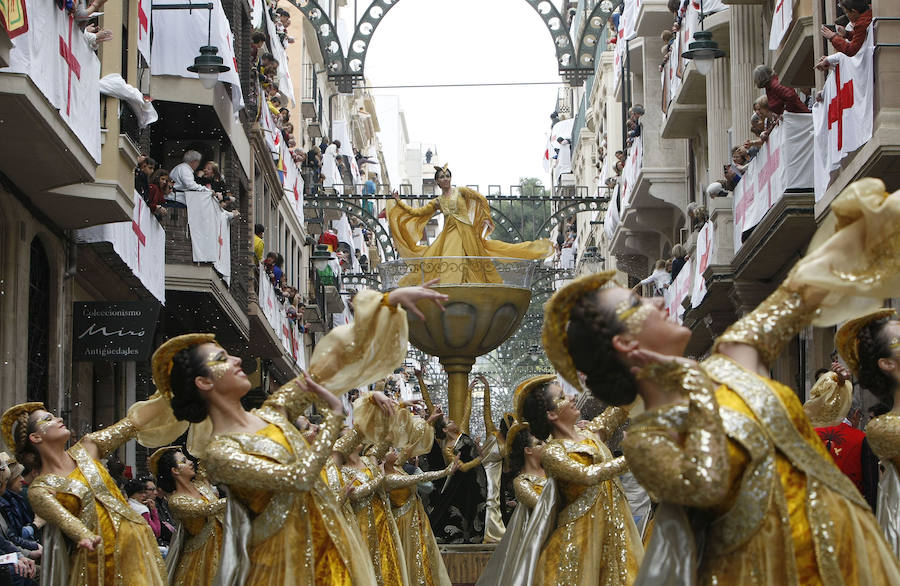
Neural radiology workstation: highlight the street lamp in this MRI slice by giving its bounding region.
[310,244,335,272]
[681,0,725,76]
[152,2,230,89]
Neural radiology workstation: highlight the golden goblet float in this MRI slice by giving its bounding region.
[380,257,540,432]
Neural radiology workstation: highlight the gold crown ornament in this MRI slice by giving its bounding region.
[835,309,897,377]
[151,333,217,399]
[513,374,559,422]
[148,446,181,478]
[0,402,45,452]
[504,421,531,459]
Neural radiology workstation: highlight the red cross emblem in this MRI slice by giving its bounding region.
[132,199,147,270]
[827,64,854,150]
[775,0,786,28]
[735,181,754,229]
[758,145,780,207]
[58,14,81,116]
[698,229,711,274]
[217,222,224,260]
[138,0,148,41]
[293,177,301,202]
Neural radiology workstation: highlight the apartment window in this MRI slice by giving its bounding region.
[27,238,51,404]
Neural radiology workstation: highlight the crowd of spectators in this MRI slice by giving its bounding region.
[253,223,312,334]
[134,151,241,219]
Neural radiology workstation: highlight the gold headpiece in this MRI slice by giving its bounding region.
[151,333,217,399]
[802,372,852,427]
[513,374,558,421]
[333,429,361,456]
[541,270,617,390]
[835,309,896,377]
[149,446,180,478]
[504,421,531,458]
[614,299,654,335]
[1,402,44,452]
[433,163,450,175]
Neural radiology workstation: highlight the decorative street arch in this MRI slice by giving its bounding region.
[286,0,622,92]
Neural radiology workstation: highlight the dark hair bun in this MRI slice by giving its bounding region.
[521,384,554,441]
[169,347,211,423]
[857,319,897,409]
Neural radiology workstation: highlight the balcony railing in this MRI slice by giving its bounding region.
[256,262,306,371]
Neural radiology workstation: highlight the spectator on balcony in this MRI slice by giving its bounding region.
[753,95,779,131]
[282,122,294,144]
[169,150,211,207]
[135,156,156,203]
[820,0,872,58]
[707,180,728,200]
[197,161,227,196]
[147,170,170,218]
[753,65,811,115]
[633,260,671,296]
[250,31,266,61]
[253,224,265,264]
[670,244,687,279]
[744,113,769,150]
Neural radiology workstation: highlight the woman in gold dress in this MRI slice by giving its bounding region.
[518,376,643,585]
[835,308,900,554]
[151,446,224,586]
[143,285,447,585]
[540,179,900,584]
[1,401,168,585]
[387,165,553,284]
[476,374,509,544]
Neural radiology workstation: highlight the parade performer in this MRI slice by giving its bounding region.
[387,165,553,284]
[140,284,448,585]
[2,402,168,585]
[541,178,900,584]
[477,379,550,586]
[151,446,224,586]
[518,377,643,585]
[836,308,900,555]
[476,374,508,543]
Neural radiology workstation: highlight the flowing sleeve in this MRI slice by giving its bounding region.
[346,465,383,501]
[541,442,628,485]
[205,412,342,491]
[168,494,227,521]
[267,289,410,419]
[585,406,630,443]
[622,362,731,508]
[459,187,494,233]
[387,198,440,258]
[28,479,97,543]
[866,414,900,467]
[513,475,541,510]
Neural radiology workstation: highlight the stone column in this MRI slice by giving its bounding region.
[729,5,765,148]
[708,196,734,266]
[706,57,731,187]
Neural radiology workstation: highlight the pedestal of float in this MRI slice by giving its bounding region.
[440,543,496,585]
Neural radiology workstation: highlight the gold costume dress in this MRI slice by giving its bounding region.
[387,187,553,284]
[535,407,643,586]
[624,286,900,585]
[165,479,225,586]
[342,457,409,586]
[481,388,506,543]
[864,413,900,555]
[476,472,547,586]
[386,467,453,586]
[28,420,166,586]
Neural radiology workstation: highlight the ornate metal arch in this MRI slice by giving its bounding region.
[286,0,623,92]
[306,196,398,260]
[487,204,525,243]
[535,198,607,240]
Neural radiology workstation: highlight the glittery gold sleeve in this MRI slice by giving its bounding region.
[83,417,138,459]
[265,379,327,422]
[28,479,97,543]
[585,406,629,443]
[866,413,900,465]
[345,466,383,501]
[415,371,436,414]
[394,198,439,217]
[541,442,628,484]
[713,285,818,368]
[168,494,227,521]
[458,455,483,473]
[205,412,343,491]
[513,474,541,509]
[482,380,497,436]
[622,361,730,508]
[383,466,451,491]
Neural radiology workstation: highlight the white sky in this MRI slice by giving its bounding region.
[362,0,564,190]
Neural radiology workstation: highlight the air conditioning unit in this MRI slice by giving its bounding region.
[163,139,222,170]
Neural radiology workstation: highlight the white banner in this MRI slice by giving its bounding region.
[249,0,264,28]
[2,0,102,163]
[75,192,166,303]
[613,19,625,95]
[257,264,306,370]
[621,0,637,42]
[137,0,151,64]
[812,27,874,202]
[691,221,714,308]
[732,112,814,249]
[150,0,244,111]
[768,0,794,50]
[261,99,281,154]
[620,135,642,210]
[604,185,620,243]
[263,7,295,105]
[665,257,693,323]
[185,192,232,284]
[280,140,305,224]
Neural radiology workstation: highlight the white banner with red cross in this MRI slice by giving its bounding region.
[691,221,714,308]
[665,257,693,323]
[622,0,638,42]
[263,6,295,105]
[137,0,151,64]
[150,0,243,111]
[260,99,281,154]
[257,264,305,369]
[2,0,101,163]
[768,0,794,50]
[620,135,642,210]
[280,140,305,225]
[75,192,166,303]
[185,192,232,285]
[732,112,814,250]
[812,26,874,202]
